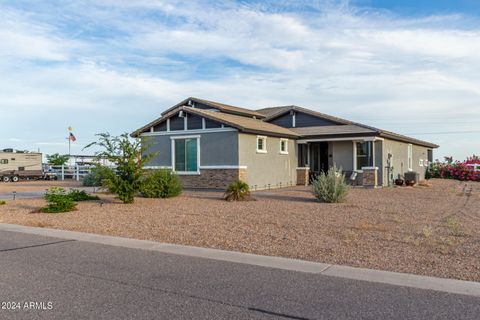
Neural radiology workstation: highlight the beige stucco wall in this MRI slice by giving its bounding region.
[238,133,297,190]
[382,139,430,183]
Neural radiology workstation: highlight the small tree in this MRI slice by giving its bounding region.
[85,133,152,204]
[47,153,70,166]
[311,165,348,203]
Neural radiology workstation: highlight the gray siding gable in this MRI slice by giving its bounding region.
[269,111,341,128]
[145,131,239,167]
[169,115,184,130]
[187,114,203,130]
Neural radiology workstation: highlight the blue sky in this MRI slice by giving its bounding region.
[0,0,479,160]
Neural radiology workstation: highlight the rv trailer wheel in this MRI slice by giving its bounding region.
[2,176,10,183]
[11,176,19,182]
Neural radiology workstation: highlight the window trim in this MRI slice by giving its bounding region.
[279,138,288,154]
[354,141,373,171]
[170,135,201,175]
[256,136,267,153]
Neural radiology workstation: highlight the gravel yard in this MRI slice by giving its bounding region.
[0,179,479,282]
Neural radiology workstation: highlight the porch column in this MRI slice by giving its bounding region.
[362,167,378,188]
[296,167,310,186]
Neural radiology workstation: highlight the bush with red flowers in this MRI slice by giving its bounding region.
[426,155,480,182]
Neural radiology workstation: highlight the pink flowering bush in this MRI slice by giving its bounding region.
[427,155,480,182]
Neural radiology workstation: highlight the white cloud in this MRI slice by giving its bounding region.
[0,1,479,159]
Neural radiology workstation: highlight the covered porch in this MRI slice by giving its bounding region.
[295,137,384,187]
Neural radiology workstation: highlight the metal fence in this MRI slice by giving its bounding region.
[50,165,94,181]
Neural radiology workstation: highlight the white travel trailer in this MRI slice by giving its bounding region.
[0,149,46,182]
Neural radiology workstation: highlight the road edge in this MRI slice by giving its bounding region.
[1,223,479,297]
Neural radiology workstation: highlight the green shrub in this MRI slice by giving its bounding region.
[224,180,251,201]
[82,165,115,187]
[0,200,6,205]
[311,165,348,203]
[68,189,100,201]
[41,187,77,213]
[85,133,154,203]
[139,170,182,198]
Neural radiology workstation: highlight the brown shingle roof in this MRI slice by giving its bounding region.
[257,105,352,125]
[258,105,438,148]
[290,125,376,136]
[132,97,438,148]
[255,106,291,118]
[161,97,265,119]
[183,107,299,138]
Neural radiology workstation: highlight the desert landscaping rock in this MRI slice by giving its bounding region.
[0,179,478,282]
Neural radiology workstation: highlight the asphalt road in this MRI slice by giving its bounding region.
[0,230,479,320]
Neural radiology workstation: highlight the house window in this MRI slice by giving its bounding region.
[279,139,288,154]
[408,144,413,171]
[0,159,8,164]
[256,136,267,153]
[298,144,308,167]
[356,142,373,170]
[172,137,199,173]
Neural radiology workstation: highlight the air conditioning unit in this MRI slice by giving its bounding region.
[404,171,419,184]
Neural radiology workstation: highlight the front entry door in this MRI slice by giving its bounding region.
[310,142,329,177]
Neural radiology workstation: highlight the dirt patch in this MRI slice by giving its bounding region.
[0,179,479,282]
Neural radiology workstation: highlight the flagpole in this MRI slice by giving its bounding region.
[67,126,73,166]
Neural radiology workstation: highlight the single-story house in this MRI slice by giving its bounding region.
[132,97,438,189]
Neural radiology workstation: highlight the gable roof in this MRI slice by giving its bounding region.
[257,105,438,148]
[183,107,299,138]
[161,97,265,119]
[257,105,351,125]
[132,106,299,138]
[133,97,438,148]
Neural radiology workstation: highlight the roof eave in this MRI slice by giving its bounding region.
[379,132,439,148]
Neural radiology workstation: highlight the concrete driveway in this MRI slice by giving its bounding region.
[0,229,479,320]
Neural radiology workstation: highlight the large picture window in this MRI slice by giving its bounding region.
[173,137,199,172]
[356,141,373,170]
